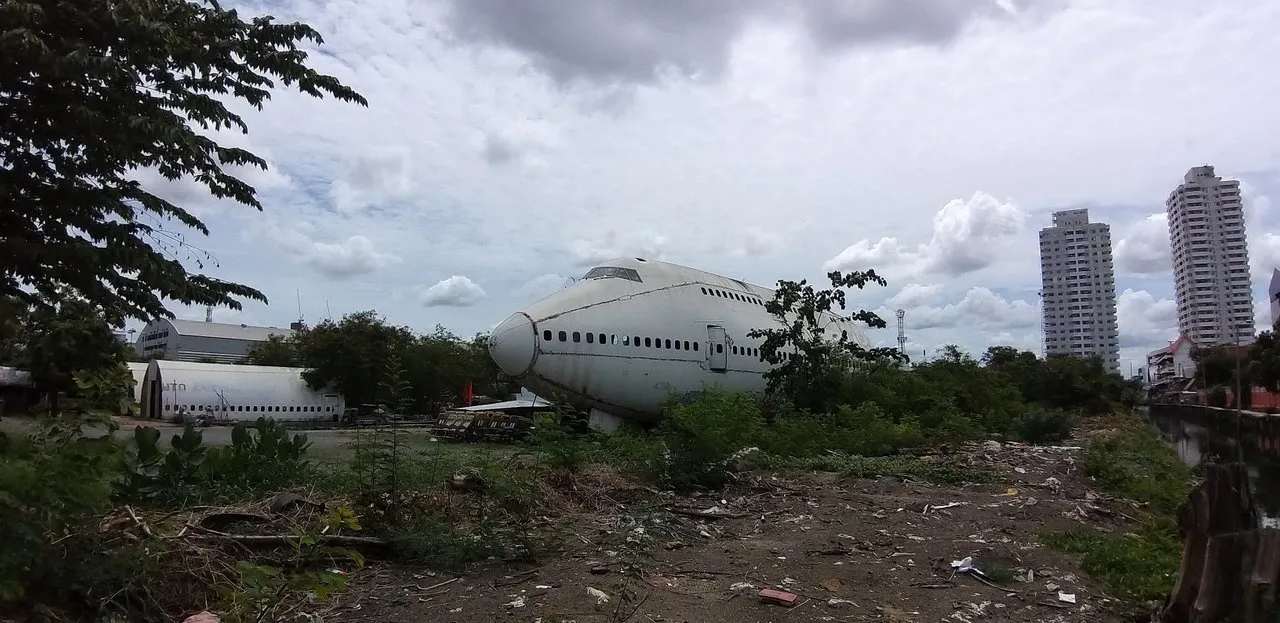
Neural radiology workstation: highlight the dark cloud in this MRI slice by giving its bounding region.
[481,133,518,166]
[795,0,1006,52]
[443,0,1028,87]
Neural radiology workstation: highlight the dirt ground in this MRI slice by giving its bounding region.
[328,440,1140,623]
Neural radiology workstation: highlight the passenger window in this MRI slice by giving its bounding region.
[652,337,660,347]
[674,340,681,350]
[684,340,691,350]
[701,287,707,295]
[635,336,641,346]
[623,336,631,346]
[586,332,594,344]
[665,339,671,349]
[693,342,699,351]
[543,330,552,341]
[572,331,581,343]
[558,331,567,342]
[610,334,617,345]
[644,337,652,347]
[599,333,606,344]
[732,346,738,355]
[716,344,723,353]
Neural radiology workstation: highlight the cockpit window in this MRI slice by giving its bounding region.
[582,266,642,282]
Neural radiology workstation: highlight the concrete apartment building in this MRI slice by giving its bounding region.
[1165,165,1254,346]
[134,318,295,364]
[1038,208,1120,373]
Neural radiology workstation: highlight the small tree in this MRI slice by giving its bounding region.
[350,353,413,525]
[749,270,904,413]
[243,334,300,367]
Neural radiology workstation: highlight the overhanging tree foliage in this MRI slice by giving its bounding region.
[749,269,905,413]
[1,0,367,324]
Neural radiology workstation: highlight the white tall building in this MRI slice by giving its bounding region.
[1165,165,1254,346]
[1038,208,1120,373]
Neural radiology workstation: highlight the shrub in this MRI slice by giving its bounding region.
[1014,408,1074,444]
[654,389,765,489]
[0,417,123,607]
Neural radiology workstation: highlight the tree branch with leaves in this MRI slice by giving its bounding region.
[1,0,368,324]
[749,269,906,413]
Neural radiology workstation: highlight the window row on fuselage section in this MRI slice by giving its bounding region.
[163,403,333,414]
[540,327,795,364]
[700,285,766,306]
[542,329,701,352]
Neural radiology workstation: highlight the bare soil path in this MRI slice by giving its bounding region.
[332,441,1134,623]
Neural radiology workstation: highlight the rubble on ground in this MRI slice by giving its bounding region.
[332,436,1138,622]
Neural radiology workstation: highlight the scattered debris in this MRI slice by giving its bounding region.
[758,588,798,606]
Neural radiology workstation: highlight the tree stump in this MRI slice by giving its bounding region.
[1157,463,1280,623]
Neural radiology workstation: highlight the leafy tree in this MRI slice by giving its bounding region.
[1,0,367,325]
[1249,321,1280,393]
[3,298,128,411]
[243,334,300,367]
[749,270,904,414]
[295,311,415,407]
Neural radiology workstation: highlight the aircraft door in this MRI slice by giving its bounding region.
[323,394,341,421]
[707,325,727,372]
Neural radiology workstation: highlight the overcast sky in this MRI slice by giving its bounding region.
[134,0,1280,375]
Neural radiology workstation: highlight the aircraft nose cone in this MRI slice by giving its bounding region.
[489,312,537,378]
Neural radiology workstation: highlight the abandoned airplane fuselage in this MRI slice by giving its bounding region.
[487,257,870,430]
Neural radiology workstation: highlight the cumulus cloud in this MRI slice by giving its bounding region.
[442,0,1027,88]
[568,230,669,266]
[480,117,560,167]
[882,286,1038,331]
[1114,213,1170,276]
[331,147,414,213]
[1115,288,1177,349]
[260,223,401,279]
[886,283,944,309]
[420,276,488,307]
[825,192,1026,277]
[516,273,573,302]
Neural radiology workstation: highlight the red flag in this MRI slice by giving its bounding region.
[463,381,474,406]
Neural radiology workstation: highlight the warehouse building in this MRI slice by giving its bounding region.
[134,318,294,364]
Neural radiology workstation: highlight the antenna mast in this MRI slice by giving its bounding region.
[895,308,907,356]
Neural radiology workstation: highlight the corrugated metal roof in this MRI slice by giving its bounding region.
[166,318,294,341]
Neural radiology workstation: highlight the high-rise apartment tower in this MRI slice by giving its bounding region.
[1165,165,1254,346]
[1038,208,1120,373]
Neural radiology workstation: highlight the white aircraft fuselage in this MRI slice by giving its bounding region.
[487,257,871,429]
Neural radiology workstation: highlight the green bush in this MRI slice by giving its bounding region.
[0,417,124,607]
[652,390,765,489]
[121,418,313,506]
[1014,408,1075,444]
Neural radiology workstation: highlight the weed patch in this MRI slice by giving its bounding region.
[769,452,1001,486]
[1043,518,1183,603]
[1043,414,1191,611]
